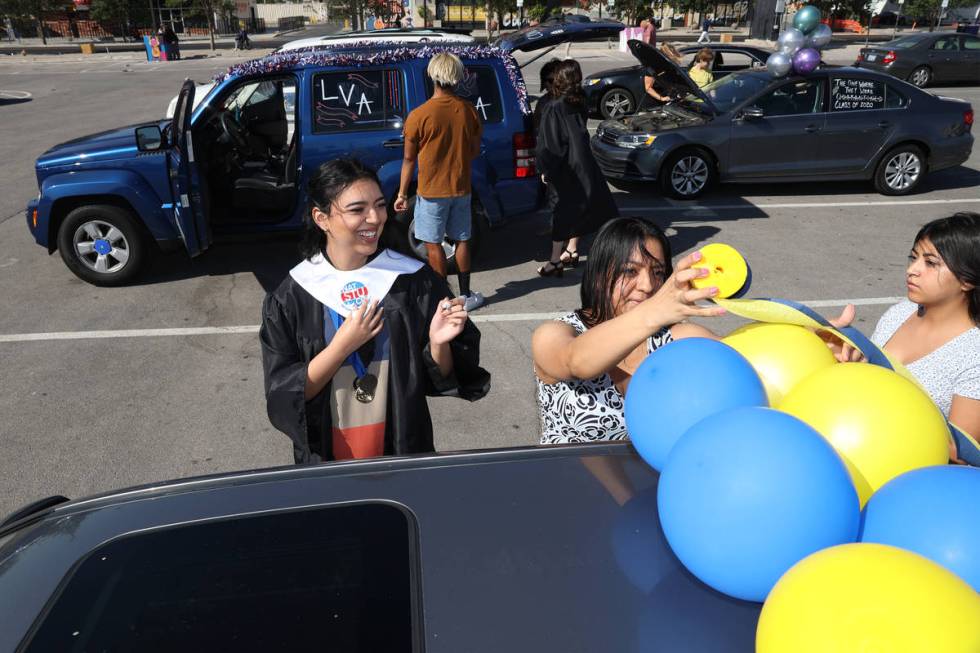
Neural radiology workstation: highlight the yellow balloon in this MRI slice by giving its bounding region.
[757,543,980,653]
[691,243,748,299]
[778,363,949,506]
[722,323,836,405]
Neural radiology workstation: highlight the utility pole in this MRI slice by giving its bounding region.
[893,0,903,38]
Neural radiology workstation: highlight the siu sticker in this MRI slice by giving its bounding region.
[340,281,370,311]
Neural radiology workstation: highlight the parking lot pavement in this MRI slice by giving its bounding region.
[1,48,978,516]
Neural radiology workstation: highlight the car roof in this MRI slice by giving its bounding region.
[0,443,762,652]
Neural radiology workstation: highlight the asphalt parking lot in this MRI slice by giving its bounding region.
[1,44,978,516]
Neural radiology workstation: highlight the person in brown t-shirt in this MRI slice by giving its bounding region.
[394,53,485,311]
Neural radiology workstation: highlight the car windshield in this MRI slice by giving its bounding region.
[684,73,771,113]
[885,35,928,49]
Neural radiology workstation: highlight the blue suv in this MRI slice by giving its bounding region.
[26,19,623,285]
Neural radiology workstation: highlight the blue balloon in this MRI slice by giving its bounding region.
[611,485,677,594]
[657,407,860,602]
[793,5,822,35]
[624,338,767,471]
[861,465,980,592]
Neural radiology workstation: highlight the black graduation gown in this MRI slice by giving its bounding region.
[535,98,619,242]
[260,265,490,464]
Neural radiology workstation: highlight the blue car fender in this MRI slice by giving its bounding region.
[38,170,177,250]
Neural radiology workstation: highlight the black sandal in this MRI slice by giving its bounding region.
[537,260,564,277]
[560,248,580,268]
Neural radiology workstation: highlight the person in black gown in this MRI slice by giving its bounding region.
[260,159,490,464]
[535,59,619,277]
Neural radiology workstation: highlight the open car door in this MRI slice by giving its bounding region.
[169,79,211,257]
[495,15,624,54]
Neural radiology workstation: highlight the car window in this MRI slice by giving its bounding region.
[312,69,405,133]
[756,78,825,116]
[964,36,980,50]
[424,65,503,123]
[887,34,928,49]
[931,36,959,51]
[831,77,886,111]
[24,503,417,652]
[715,52,756,69]
[885,84,909,109]
[697,73,771,112]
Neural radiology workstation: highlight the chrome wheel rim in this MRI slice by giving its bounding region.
[910,68,929,87]
[671,156,709,196]
[408,218,456,261]
[884,152,921,191]
[603,91,632,118]
[72,220,130,274]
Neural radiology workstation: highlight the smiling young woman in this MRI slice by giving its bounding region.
[260,159,490,464]
[870,212,980,449]
[532,217,726,444]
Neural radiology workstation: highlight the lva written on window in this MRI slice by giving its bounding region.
[832,77,886,112]
[312,70,404,133]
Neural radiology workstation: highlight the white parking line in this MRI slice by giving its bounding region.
[624,198,980,211]
[0,296,904,343]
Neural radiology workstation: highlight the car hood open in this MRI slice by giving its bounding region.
[627,39,716,113]
[496,16,624,53]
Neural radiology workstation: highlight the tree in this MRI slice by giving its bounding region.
[0,0,61,44]
[166,0,219,49]
[91,0,150,34]
[902,0,972,29]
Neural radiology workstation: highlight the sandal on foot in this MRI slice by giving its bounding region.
[560,248,580,267]
[537,260,564,277]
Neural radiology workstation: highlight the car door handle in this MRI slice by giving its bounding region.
[878,121,891,129]
[804,125,820,133]
[383,138,404,149]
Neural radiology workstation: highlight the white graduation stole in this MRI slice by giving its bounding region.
[289,249,424,317]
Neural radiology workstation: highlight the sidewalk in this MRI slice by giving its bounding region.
[0,30,286,56]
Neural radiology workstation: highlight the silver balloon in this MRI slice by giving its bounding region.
[778,28,805,55]
[805,23,832,49]
[766,51,793,78]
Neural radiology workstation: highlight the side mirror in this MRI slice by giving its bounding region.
[135,125,164,151]
[740,106,764,120]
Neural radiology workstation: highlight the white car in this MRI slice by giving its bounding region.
[277,27,475,52]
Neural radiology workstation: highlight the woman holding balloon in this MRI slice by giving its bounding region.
[532,218,725,444]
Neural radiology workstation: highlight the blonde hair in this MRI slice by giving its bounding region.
[658,42,682,64]
[427,52,465,89]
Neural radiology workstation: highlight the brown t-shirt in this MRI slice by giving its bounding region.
[403,94,482,198]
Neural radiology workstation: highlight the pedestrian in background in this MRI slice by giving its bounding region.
[697,15,711,43]
[394,53,485,311]
[640,13,656,46]
[535,59,619,277]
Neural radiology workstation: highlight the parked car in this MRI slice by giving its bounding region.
[855,32,980,87]
[582,44,773,119]
[0,443,760,651]
[276,27,476,53]
[591,40,974,199]
[26,20,623,286]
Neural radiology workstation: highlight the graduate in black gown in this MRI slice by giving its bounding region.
[260,159,490,464]
[535,59,619,278]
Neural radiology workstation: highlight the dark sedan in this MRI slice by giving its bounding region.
[856,32,980,87]
[591,40,974,199]
[0,443,760,651]
[583,44,773,119]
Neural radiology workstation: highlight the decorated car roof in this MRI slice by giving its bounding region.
[214,42,530,113]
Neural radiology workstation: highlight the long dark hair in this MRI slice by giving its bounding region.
[914,212,980,324]
[551,59,585,106]
[579,217,673,327]
[300,158,418,262]
[539,57,561,96]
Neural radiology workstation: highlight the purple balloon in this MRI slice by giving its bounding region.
[793,47,820,74]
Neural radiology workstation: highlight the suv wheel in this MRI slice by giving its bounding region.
[600,88,635,119]
[396,196,486,275]
[874,144,925,196]
[907,66,931,88]
[57,204,147,286]
[660,149,715,200]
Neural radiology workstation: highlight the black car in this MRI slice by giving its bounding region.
[0,444,760,651]
[583,44,773,119]
[856,32,980,88]
[591,40,974,199]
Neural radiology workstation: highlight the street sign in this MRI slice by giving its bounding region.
[516,0,523,7]
[775,0,786,12]
[941,0,949,7]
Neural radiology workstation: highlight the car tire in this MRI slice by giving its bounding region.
[907,66,932,88]
[600,88,636,120]
[393,195,487,275]
[57,204,148,286]
[660,148,716,200]
[873,144,926,196]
